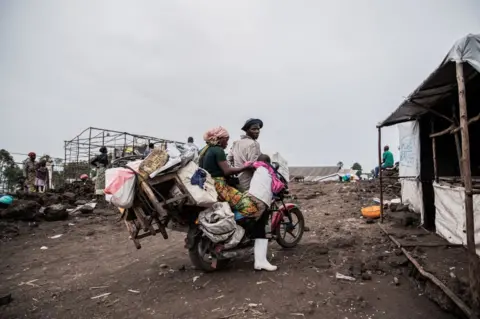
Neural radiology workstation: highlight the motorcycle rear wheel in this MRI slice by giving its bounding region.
[275,206,305,248]
[188,234,229,272]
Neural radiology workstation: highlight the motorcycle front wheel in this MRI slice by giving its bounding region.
[275,206,305,248]
[188,233,229,272]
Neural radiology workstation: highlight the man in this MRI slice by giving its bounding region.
[375,145,394,178]
[186,137,199,160]
[227,118,263,192]
[23,152,37,192]
[143,143,154,158]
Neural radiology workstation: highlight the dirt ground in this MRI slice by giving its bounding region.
[0,182,457,319]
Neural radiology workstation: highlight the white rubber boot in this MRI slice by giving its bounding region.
[254,239,277,271]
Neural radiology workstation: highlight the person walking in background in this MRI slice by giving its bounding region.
[90,146,109,196]
[23,152,37,193]
[227,118,263,191]
[35,160,49,193]
[186,137,199,160]
[375,145,394,178]
[143,143,154,158]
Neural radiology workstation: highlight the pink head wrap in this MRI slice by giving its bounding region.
[203,127,229,145]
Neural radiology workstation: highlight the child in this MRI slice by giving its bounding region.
[35,161,49,193]
[245,154,285,272]
[246,154,285,212]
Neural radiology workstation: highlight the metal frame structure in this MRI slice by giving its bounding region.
[64,127,184,181]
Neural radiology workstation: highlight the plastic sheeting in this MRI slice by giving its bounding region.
[434,183,480,255]
[380,34,480,127]
[270,152,289,182]
[398,122,421,178]
[398,121,424,218]
[401,180,424,221]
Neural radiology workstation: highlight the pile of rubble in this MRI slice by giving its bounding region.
[56,180,95,199]
[0,190,98,240]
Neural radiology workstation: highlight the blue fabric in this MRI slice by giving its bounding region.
[374,164,391,178]
[234,210,245,221]
[191,169,207,189]
[0,195,13,205]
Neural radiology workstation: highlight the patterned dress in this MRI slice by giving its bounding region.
[212,177,258,217]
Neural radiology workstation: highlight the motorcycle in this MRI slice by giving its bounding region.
[117,159,304,272]
[184,163,305,271]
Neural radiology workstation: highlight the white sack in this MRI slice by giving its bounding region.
[104,167,136,208]
[177,161,218,207]
[198,202,245,250]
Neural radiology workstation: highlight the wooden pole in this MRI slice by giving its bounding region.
[378,127,384,222]
[452,104,464,179]
[431,120,439,183]
[456,61,480,318]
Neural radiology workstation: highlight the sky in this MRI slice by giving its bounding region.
[1,0,479,170]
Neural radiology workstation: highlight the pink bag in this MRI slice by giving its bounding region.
[104,168,136,208]
[244,161,285,194]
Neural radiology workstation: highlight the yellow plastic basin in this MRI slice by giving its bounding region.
[361,206,381,219]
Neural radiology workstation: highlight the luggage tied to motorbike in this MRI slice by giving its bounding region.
[197,202,245,250]
[177,161,218,207]
[104,160,143,208]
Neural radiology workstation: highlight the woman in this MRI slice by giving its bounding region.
[227,118,263,192]
[90,146,109,196]
[35,160,49,193]
[199,127,277,271]
[23,152,37,193]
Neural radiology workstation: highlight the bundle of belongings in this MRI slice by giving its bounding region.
[104,143,203,208]
[197,202,245,250]
[103,143,246,250]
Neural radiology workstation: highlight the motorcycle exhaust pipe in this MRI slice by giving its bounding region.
[218,247,253,260]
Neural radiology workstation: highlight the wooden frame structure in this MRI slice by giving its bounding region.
[377,61,480,317]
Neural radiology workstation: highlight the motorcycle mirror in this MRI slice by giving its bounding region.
[271,162,280,170]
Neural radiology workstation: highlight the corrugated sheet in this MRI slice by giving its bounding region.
[289,166,340,178]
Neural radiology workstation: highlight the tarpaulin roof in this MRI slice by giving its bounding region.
[379,34,480,128]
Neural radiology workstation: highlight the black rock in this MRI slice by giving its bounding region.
[43,204,69,221]
[362,273,372,281]
[62,192,76,204]
[0,293,12,306]
[79,205,95,214]
[0,200,40,221]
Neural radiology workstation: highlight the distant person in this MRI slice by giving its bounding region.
[186,137,199,160]
[143,143,154,158]
[90,146,109,196]
[23,152,37,193]
[227,118,263,191]
[375,145,394,178]
[35,160,49,193]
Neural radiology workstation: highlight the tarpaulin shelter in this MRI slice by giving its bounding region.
[377,34,480,317]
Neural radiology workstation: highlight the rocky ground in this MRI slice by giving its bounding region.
[0,181,461,318]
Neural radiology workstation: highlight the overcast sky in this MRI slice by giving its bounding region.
[1,1,479,170]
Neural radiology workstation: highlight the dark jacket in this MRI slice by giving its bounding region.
[91,153,109,167]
